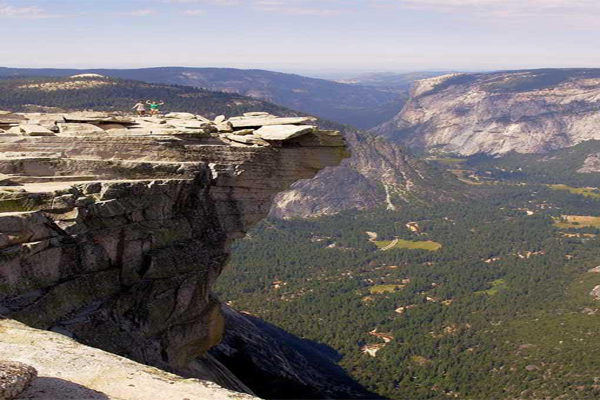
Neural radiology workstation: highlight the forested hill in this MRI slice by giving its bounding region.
[0,66,405,129]
[0,75,295,118]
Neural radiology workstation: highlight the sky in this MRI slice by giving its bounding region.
[1,0,600,74]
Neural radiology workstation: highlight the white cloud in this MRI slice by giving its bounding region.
[122,9,156,17]
[183,8,206,15]
[0,4,52,18]
[393,0,600,18]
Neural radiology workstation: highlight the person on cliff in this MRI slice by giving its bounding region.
[147,100,165,117]
[132,100,146,116]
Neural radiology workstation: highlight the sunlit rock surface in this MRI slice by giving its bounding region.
[0,112,348,396]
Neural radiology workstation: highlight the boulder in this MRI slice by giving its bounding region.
[19,125,55,136]
[165,112,196,120]
[214,115,227,124]
[57,123,105,135]
[216,122,234,133]
[230,116,315,128]
[6,127,24,134]
[591,285,600,300]
[168,119,210,129]
[0,360,38,400]
[254,125,315,141]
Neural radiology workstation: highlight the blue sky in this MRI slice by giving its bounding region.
[1,0,599,74]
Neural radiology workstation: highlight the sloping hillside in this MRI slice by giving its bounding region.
[0,67,404,129]
[373,68,600,155]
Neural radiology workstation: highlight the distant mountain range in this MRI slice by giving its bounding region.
[373,68,600,155]
[0,66,410,129]
[337,71,450,90]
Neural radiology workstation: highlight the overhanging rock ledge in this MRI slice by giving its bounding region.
[0,111,349,397]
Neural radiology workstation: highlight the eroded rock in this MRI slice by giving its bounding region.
[0,360,38,400]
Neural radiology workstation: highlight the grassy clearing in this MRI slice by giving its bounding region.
[548,184,600,199]
[476,279,508,296]
[555,215,600,229]
[369,284,405,294]
[374,239,442,251]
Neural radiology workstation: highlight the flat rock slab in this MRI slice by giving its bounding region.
[230,117,316,128]
[223,134,268,146]
[255,125,315,141]
[64,113,134,124]
[19,125,55,136]
[0,360,38,400]
[57,123,105,135]
[0,319,258,400]
[165,112,196,120]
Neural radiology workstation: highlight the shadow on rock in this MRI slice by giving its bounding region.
[19,377,110,400]
[203,305,385,400]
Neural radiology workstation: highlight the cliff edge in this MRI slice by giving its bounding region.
[0,111,348,398]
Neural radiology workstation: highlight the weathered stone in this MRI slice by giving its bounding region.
[19,125,55,136]
[231,129,254,136]
[255,124,315,141]
[169,119,210,129]
[591,285,600,300]
[0,112,348,393]
[230,116,316,128]
[165,112,196,120]
[0,360,38,400]
[223,134,268,146]
[216,121,234,133]
[64,112,133,124]
[0,319,257,400]
[57,123,105,135]
[214,115,226,124]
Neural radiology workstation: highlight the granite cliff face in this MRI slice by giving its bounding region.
[271,131,463,219]
[0,111,347,397]
[374,69,600,155]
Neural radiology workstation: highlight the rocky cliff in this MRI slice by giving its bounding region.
[271,130,464,218]
[0,111,348,398]
[374,69,600,155]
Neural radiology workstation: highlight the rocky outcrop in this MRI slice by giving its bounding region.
[578,153,600,173]
[271,131,464,218]
[0,112,347,394]
[0,359,38,400]
[373,69,600,155]
[0,318,258,400]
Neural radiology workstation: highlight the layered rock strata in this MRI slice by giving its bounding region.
[0,112,347,393]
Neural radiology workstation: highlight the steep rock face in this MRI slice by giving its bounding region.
[374,69,600,155]
[0,116,347,389]
[271,131,463,218]
[205,305,381,400]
